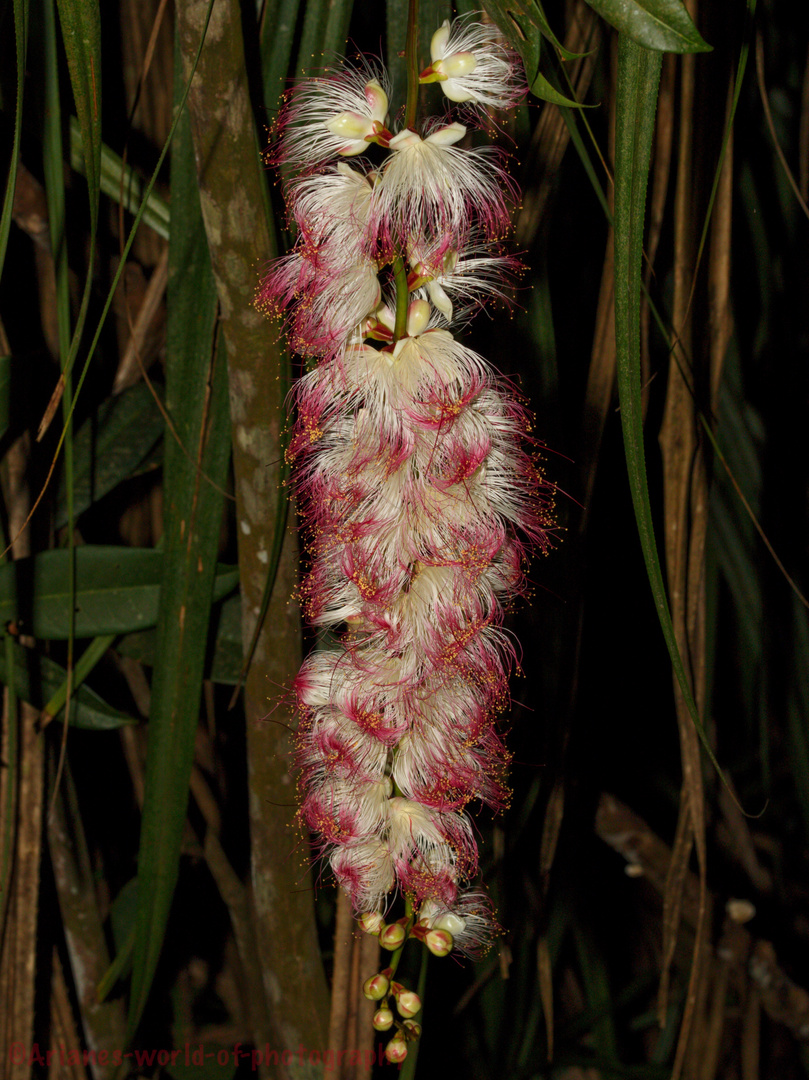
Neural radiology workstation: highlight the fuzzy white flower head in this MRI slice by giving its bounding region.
[277,64,391,171]
[421,17,525,110]
[407,235,521,324]
[370,122,513,252]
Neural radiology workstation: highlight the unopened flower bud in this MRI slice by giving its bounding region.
[403,1020,422,1040]
[373,1007,394,1031]
[385,1039,408,1064]
[396,990,422,1018]
[359,912,385,936]
[425,928,454,956]
[406,299,431,336]
[362,973,390,1000]
[379,922,407,950]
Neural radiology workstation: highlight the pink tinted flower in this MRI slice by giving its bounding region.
[369,122,515,255]
[256,165,379,359]
[275,63,391,171]
[419,889,501,958]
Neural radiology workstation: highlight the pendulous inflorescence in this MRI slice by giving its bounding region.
[258,12,555,1062]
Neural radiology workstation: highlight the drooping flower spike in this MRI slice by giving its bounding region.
[259,11,555,1054]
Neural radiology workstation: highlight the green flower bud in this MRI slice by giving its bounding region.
[396,990,421,1018]
[359,912,385,936]
[425,928,454,956]
[362,973,390,1001]
[385,1039,408,1064]
[379,922,407,950]
[372,1007,394,1031]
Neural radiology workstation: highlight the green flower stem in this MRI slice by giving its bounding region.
[404,0,420,131]
[399,946,428,1080]
[392,256,409,343]
[387,894,414,978]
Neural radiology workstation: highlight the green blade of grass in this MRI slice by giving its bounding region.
[613,36,728,786]
[0,0,30,281]
[126,38,231,1037]
[295,0,355,78]
[260,0,304,111]
[69,117,171,240]
[49,0,101,401]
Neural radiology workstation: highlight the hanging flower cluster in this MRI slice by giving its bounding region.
[259,12,554,1061]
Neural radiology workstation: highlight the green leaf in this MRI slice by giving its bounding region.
[54,0,102,387]
[584,0,711,54]
[531,69,584,107]
[56,0,101,210]
[0,0,29,282]
[55,382,165,529]
[98,879,138,1000]
[260,0,303,110]
[295,0,354,79]
[69,117,171,240]
[482,0,589,64]
[613,36,725,785]
[127,31,232,1036]
[0,547,238,639]
[115,593,243,685]
[0,637,134,729]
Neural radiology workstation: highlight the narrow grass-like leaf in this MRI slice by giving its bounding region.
[584,0,710,54]
[296,0,354,78]
[0,548,238,638]
[0,0,29,281]
[572,924,619,1062]
[613,37,734,794]
[48,0,101,401]
[127,44,231,1036]
[55,0,101,215]
[69,117,171,240]
[54,382,165,529]
[41,633,116,723]
[0,639,134,729]
[260,0,303,111]
[33,0,215,497]
[175,0,330,1048]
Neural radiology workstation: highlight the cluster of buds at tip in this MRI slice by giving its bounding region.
[260,7,555,1047]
